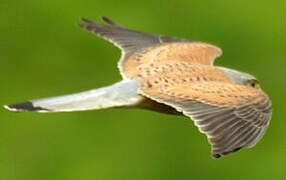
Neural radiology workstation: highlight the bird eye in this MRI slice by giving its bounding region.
[249,79,260,89]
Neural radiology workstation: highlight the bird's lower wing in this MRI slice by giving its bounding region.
[139,78,272,158]
[4,80,143,113]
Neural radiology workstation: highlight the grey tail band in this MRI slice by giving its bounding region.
[4,102,47,111]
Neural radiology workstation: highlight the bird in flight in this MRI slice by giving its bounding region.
[4,17,272,158]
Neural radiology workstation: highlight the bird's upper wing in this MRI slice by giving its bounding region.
[139,70,272,158]
[79,17,222,78]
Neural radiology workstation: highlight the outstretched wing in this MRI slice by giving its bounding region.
[79,17,222,78]
[139,75,272,158]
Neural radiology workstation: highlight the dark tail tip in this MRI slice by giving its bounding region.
[4,101,46,112]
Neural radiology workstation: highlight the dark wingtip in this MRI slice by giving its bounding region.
[78,23,85,28]
[81,17,93,23]
[102,16,124,28]
[101,16,108,21]
[79,16,123,30]
[4,102,47,112]
[212,147,242,159]
[78,17,102,31]
[102,16,113,24]
[212,154,221,159]
[78,17,89,29]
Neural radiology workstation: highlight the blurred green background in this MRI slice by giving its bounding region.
[1,0,286,179]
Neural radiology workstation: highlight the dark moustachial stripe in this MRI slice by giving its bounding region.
[7,101,47,111]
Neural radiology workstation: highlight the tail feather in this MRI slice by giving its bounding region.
[4,80,143,113]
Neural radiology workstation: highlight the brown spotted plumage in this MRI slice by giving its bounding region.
[4,17,272,159]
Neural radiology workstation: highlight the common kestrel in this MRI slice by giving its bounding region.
[4,17,272,158]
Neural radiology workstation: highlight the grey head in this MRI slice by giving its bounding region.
[217,66,259,86]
